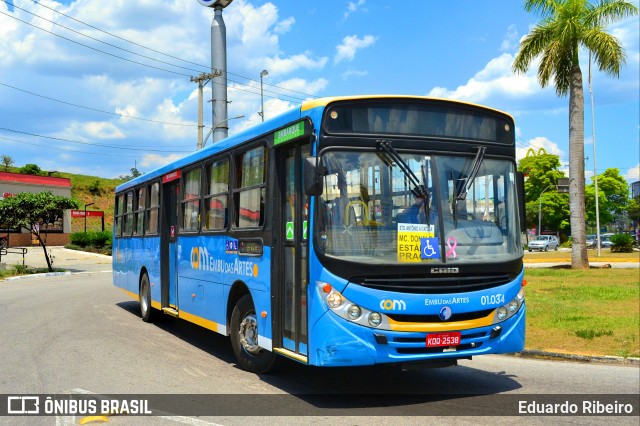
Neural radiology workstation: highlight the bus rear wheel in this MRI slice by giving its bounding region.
[140,273,156,323]
[230,294,276,374]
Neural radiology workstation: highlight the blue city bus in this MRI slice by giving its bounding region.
[113,96,526,373]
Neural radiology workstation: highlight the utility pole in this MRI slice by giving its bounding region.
[191,71,221,150]
[198,0,233,144]
[259,69,268,122]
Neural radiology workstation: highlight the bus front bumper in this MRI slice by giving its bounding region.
[308,304,525,367]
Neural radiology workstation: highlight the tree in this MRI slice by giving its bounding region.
[585,168,629,225]
[118,167,143,182]
[518,151,565,203]
[518,151,570,233]
[19,163,44,176]
[513,0,638,269]
[0,191,78,271]
[627,196,640,227]
[1,155,14,171]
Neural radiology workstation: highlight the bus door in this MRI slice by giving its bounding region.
[273,143,310,360]
[160,179,179,311]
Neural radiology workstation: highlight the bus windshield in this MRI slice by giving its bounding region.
[316,150,522,265]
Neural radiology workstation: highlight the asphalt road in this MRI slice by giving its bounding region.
[0,267,638,425]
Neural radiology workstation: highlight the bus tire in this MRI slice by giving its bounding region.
[140,273,155,323]
[230,294,276,374]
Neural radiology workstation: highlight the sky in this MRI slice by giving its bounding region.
[0,0,638,185]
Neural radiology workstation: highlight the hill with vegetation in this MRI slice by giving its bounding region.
[3,163,125,233]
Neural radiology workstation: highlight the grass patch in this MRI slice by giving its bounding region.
[525,268,639,357]
[0,264,67,279]
[574,329,613,340]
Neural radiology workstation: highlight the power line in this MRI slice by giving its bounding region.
[2,7,307,103]
[0,127,193,153]
[0,135,144,158]
[0,9,192,77]
[24,0,319,100]
[9,1,205,75]
[0,81,198,127]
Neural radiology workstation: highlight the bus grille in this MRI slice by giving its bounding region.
[352,274,512,294]
[386,309,494,323]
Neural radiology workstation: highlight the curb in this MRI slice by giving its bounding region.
[511,350,640,365]
[59,248,112,259]
[5,271,72,281]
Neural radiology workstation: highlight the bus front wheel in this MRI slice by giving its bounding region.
[140,273,156,323]
[230,294,276,374]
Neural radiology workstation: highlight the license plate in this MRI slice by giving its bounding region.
[426,332,461,347]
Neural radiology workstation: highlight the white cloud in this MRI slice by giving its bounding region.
[262,53,328,75]
[625,163,640,182]
[274,17,295,34]
[334,35,377,64]
[341,69,368,80]
[429,53,542,103]
[274,77,328,96]
[500,25,519,52]
[140,153,185,170]
[344,0,367,20]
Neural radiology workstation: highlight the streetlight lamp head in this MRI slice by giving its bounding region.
[197,0,233,8]
[260,70,269,77]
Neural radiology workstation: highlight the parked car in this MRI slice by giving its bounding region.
[600,233,614,248]
[586,234,598,248]
[528,235,559,252]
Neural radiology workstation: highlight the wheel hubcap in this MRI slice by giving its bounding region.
[239,314,260,354]
[141,283,149,314]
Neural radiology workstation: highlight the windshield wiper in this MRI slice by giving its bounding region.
[377,140,428,199]
[455,146,486,201]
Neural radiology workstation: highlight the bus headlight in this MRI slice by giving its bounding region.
[327,292,343,308]
[347,304,362,320]
[317,282,391,330]
[493,286,525,324]
[497,307,508,320]
[368,312,382,327]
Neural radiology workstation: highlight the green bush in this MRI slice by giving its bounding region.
[70,232,90,247]
[90,231,112,248]
[610,233,634,253]
[69,231,112,248]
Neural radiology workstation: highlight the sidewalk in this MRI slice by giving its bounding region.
[0,246,112,274]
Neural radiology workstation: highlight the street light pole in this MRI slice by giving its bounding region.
[589,52,602,257]
[538,185,553,237]
[259,69,268,122]
[202,115,244,148]
[84,202,94,234]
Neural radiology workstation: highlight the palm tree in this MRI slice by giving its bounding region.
[513,0,638,269]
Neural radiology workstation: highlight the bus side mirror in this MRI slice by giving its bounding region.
[516,172,526,233]
[304,157,324,196]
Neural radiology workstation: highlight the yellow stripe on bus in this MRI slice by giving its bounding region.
[118,287,139,301]
[178,310,221,333]
[117,287,161,309]
[387,310,495,332]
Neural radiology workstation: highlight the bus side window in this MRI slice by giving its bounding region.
[182,168,202,232]
[204,158,230,230]
[146,182,160,234]
[234,146,266,229]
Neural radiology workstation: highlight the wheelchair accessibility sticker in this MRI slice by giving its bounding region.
[420,238,440,259]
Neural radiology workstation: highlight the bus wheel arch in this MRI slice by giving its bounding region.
[228,286,276,374]
[138,268,155,323]
[226,280,250,333]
